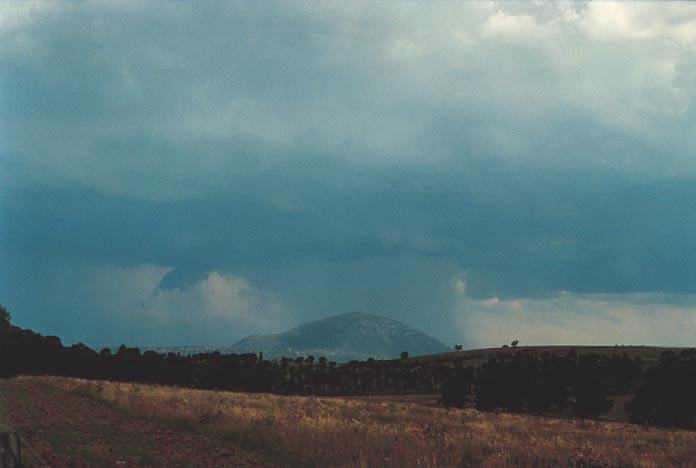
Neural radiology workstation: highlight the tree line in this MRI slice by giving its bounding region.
[1,307,695,428]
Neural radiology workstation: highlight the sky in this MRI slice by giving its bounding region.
[2,1,696,348]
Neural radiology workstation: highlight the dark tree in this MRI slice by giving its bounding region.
[0,303,10,329]
[572,375,611,417]
[400,351,409,360]
[454,345,463,352]
[628,349,696,428]
[440,367,474,408]
[572,355,612,417]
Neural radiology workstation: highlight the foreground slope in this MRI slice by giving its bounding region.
[231,312,450,361]
[0,378,265,467]
[5,376,696,467]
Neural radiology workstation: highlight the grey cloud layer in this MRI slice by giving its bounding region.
[2,1,696,345]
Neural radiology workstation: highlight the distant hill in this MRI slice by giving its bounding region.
[230,312,450,362]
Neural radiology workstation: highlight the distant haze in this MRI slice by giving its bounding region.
[2,2,696,348]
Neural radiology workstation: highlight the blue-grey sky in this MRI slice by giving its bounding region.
[2,1,696,348]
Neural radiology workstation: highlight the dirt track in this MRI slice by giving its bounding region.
[0,378,269,467]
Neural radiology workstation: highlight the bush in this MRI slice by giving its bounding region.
[628,350,696,428]
[0,303,10,330]
[572,375,611,417]
[440,368,474,408]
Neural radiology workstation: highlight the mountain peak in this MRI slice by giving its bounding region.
[231,312,449,362]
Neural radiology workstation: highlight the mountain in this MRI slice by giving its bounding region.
[230,312,450,362]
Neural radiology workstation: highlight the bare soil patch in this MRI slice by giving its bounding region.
[0,378,268,467]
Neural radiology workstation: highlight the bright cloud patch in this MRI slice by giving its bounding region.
[142,271,294,342]
[454,274,696,348]
[581,1,696,42]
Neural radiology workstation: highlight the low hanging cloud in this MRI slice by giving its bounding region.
[453,274,696,348]
[3,259,295,346]
[141,271,294,343]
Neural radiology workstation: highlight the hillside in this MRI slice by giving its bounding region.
[407,344,688,367]
[231,312,450,361]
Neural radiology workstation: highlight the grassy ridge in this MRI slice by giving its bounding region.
[45,376,696,467]
[407,345,685,367]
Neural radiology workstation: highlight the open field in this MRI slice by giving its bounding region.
[2,376,696,467]
[0,377,265,467]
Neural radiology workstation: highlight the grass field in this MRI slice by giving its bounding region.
[2,376,696,467]
[0,377,265,467]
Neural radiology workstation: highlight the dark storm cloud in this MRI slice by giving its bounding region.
[5,169,696,294]
[2,1,696,345]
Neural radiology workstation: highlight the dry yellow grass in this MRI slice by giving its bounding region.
[42,376,696,467]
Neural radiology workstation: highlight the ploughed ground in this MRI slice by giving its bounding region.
[0,378,268,467]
